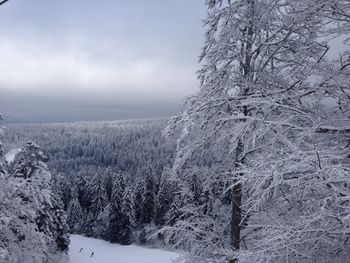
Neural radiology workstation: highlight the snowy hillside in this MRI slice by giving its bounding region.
[69,235,181,263]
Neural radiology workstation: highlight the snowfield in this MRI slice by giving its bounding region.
[69,235,181,263]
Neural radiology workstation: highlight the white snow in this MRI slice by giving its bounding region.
[68,235,182,263]
[5,148,21,164]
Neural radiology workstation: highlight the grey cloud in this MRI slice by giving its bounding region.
[0,0,205,122]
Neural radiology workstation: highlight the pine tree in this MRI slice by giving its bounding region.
[155,170,174,226]
[2,141,70,261]
[89,172,108,219]
[104,169,114,202]
[134,181,145,227]
[12,141,48,179]
[141,173,155,224]
[76,171,91,212]
[82,211,94,237]
[93,203,110,239]
[51,193,70,252]
[67,196,83,233]
[52,172,72,210]
[120,186,135,245]
[108,175,124,243]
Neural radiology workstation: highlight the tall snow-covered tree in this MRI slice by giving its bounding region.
[67,195,84,233]
[166,0,350,262]
[12,141,48,179]
[11,142,70,251]
[141,173,155,224]
[155,169,174,226]
[120,186,136,245]
[89,171,108,219]
[75,171,91,212]
[0,141,70,262]
[82,211,95,237]
[134,180,145,227]
[52,172,72,210]
[93,203,110,239]
[108,175,125,243]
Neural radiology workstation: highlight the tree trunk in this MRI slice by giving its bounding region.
[229,1,255,261]
[230,184,242,263]
[229,140,244,263]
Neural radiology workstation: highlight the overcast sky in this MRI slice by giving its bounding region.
[0,0,205,123]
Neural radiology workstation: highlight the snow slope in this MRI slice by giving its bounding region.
[5,148,21,163]
[69,235,181,263]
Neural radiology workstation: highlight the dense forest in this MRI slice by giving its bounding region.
[4,119,179,245]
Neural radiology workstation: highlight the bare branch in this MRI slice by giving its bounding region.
[0,0,9,6]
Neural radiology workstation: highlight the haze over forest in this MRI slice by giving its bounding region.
[0,0,204,123]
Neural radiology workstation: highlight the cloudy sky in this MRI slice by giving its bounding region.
[0,0,205,122]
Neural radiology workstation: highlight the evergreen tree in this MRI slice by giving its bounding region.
[76,171,91,212]
[1,141,70,261]
[52,172,72,210]
[89,171,108,219]
[104,169,114,202]
[12,141,48,179]
[51,194,70,252]
[108,175,124,243]
[120,186,135,245]
[141,173,155,224]
[67,196,83,233]
[93,203,110,239]
[82,211,94,237]
[12,142,70,250]
[155,170,174,226]
[134,180,145,227]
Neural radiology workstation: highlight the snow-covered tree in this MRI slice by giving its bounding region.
[120,186,136,245]
[134,180,145,227]
[52,172,72,210]
[141,173,156,225]
[82,211,95,237]
[12,141,48,179]
[155,169,175,226]
[76,171,91,212]
[89,171,108,219]
[108,175,125,243]
[67,196,84,233]
[0,140,69,262]
[11,142,70,250]
[93,203,110,239]
[166,0,350,262]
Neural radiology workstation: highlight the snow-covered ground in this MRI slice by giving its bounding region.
[5,148,21,163]
[69,235,181,263]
